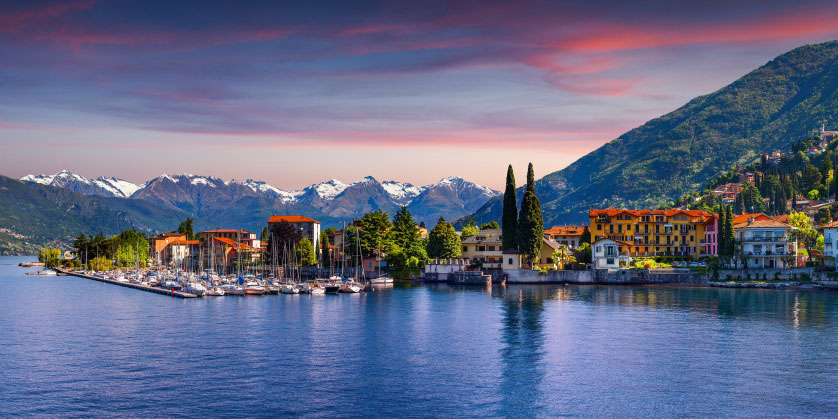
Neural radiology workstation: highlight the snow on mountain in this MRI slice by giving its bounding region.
[311,179,349,200]
[91,176,140,198]
[241,179,300,203]
[434,176,498,197]
[381,180,426,205]
[20,170,139,198]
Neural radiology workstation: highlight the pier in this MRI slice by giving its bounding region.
[57,269,197,298]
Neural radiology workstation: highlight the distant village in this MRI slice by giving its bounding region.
[39,126,838,288]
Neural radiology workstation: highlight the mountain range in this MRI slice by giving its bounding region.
[9,171,498,248]
[465,40,838,226]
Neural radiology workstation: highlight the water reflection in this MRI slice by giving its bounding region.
[428,283,838,329]
[495,286,547,417]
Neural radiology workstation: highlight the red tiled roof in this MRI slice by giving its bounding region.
[733,219,790,228]
[589,208,712,218]
[268,215,320,223]
[202,229,252,234]
[544,225,585,236]
[732,213,771,225]
[213,237,254,249]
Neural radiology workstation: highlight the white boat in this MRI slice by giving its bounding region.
[280,283,299,294]
[37,269,57,276]
[245,281,266,295]
[185,282,207,297]
[205,287,225,296]
[370,275,393,285]
[339,282,361,293]
[220,284,245,296]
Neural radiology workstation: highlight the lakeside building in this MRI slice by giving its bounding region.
[197,229,259,266]
[822,221,838,269]
[589,208,714,259]
[148,232,200,267]
[267,215,321,254]
[461,229,503,268]
[732,216,798,269]
[543,225,585,248]
[592,238,623,269]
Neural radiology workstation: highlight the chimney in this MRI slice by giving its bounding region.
[747,217,754,226]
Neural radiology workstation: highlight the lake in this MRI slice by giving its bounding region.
[2,256,838,417]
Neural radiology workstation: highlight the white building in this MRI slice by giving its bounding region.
[822,221,838,269]
[733,218,797,269]
[593,239,621,269]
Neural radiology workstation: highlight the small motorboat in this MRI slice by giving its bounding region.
[245,281,266,295]
[204,287,225,296]
[339,281,361,293]
[220,284,245,296]
[280,283,299,294]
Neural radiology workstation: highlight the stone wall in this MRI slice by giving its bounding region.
[504,268,700,285]
[715,267,816,281]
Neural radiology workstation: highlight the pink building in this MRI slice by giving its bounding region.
[703,214,718,256]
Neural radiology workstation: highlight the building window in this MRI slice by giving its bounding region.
[508,258,513,264]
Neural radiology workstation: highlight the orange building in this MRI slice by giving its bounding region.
[589,208,715,259]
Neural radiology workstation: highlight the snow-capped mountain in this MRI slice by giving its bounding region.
[19,170,499,226]
[20,170,139,198]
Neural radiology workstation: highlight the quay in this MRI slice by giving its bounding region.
[56,269,197,298]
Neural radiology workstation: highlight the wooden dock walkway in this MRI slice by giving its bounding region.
[57,269,197,298]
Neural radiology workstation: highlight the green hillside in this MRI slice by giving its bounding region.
[469,40,838,225]
[0,176,185,254]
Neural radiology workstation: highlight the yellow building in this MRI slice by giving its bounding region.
[589,208,714,259]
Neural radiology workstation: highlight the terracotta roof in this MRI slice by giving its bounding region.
[544,225,585,236]
[268,215,320,223]
[202,229,253,234]
[772,214,790,224]
[168,238,200,245]
[213,237,254,249]
[733,219,791,229]
[822,221,838,228]
[589,208,712,218]
[732,213,771,225]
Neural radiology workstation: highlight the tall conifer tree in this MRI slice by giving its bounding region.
[718,205,727,258]
[516,163,543,267]
[502,164,518,250]
[725,205,736,260]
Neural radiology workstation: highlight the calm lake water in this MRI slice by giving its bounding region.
[3,256,838,417]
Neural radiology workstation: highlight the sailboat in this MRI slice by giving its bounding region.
[339,227,362,293]
[369,238,393,285]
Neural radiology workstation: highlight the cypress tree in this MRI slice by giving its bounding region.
[725,205,736,260]
[501,164,518,250]
[516,163,543,268]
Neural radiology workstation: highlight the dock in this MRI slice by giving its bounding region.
[56,269,197,298]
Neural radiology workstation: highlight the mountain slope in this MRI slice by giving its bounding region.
[0,175,184,254]
[22,171,498,228]
[469,40,838,225]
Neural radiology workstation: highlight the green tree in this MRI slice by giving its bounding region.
[296,237,317,266]
[358,210,394,257]
[580,226,592,245]
[73,234,89,265]
[718,205,727,258]
[574,242,592,264]
[789,211,818,253]
[426,217,461,258]
[501,164,518,250]
[481,221,500,230]
[176,217,195,240]
[802,164,823,192]
[261,227,269,243]
[516,163,543,267]
[461,218,479,239]
[39,248,62,268]
[392,206,420,250]
[320,231,330,267]
[88,256,112,271]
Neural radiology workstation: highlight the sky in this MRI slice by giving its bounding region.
[1,0,838,190]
